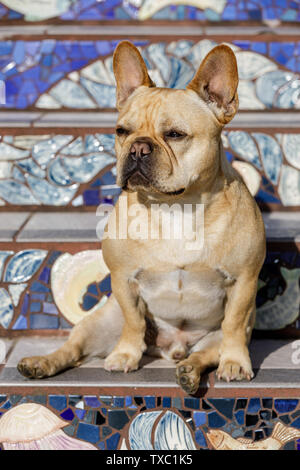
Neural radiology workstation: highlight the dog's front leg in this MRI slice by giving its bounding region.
[217,272,257,382]
[104,272,147,372]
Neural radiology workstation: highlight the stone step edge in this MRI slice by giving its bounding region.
[0,211,299,243]
[1,338,300,391]
[1,111,300,129]
[1,24,300,39]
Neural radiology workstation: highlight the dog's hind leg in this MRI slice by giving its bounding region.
[176,330,222,395]
[17,295,124,379]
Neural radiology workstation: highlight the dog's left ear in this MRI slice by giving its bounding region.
[113,41,155,110]
[187,44,239,125]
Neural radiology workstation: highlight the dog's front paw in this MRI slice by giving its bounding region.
[216,359,254,382]
[17,356,55,379]
[104,351,140,373]
[176,360,201,395]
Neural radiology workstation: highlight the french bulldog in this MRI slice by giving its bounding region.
[17,41,266,394]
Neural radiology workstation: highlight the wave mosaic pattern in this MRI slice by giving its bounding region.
[0,248,298,332]
[0,395,299,450]
[0,0,299,22]
[2,39,300,110]
[0,131,299,207]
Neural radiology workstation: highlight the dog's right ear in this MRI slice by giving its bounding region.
[113,41,155,110]
[187,44,239,125]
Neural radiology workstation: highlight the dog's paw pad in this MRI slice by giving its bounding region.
[176,362,200,395]
[104,352,139,373]
[17,357,53,379]
[216,360,254,382]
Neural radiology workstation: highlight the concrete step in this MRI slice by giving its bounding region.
[0,337,299,450]
[1,337,299,389]
[0,210,298,243]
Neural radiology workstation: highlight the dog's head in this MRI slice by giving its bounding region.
[113,41,239,196]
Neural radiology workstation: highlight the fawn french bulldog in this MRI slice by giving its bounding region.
[17,41,265,394]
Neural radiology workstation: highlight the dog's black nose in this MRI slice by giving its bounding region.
[129,139,153,160]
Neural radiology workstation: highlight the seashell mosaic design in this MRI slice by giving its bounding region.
[0,403,97,450]
[120,410,300,451]
[0,250,48,329]
[51,250,110,325]
[0,395,299,450]
[123,410,197,450]
[255,267,300,330]
[136,0,227,20]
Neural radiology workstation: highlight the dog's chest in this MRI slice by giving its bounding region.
[133,267,228,328]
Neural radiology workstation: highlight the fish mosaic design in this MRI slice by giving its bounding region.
[207,423,300,450]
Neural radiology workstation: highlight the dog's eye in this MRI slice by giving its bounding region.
[164,130,186,139]
[116,127,129,136]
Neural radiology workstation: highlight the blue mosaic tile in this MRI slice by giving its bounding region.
[76,409,86,420]
[49,395,67,411]
[61,408,75,421]
[30,281,50,293]
[144,396,156,409]
[208,411,227,428]
[12,314,27,330]
[84,396,101,408]
[108,410,129,430]
[195,429,207,447]
[275,399,299,413]
[235,410,245,425]
[184,397,200,410]
[30,314,59,329]
[248,398,261,414]
[113,397,125,408]
[193,411,206,426]
[208,399,235,420]
[106,433,120,450]
[162,397,171,408]
[77,422,100,444]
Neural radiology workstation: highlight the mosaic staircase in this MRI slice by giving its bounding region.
[0,0,299,451]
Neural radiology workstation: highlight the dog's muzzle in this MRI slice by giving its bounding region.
[121,138,154,189]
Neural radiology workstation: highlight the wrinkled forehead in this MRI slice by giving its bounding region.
[117,87,216,134]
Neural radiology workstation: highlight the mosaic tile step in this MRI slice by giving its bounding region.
[0,393,299,450]
[0,0,299,23]
[0,128,299,208]
[1,38,300,111]
[0,238,298,334]
[0,337,299,389]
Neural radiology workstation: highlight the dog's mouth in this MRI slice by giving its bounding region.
[123,175,185,197]
[121,165,185,196]
[163,188,185,196]
[122,169,150,191]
